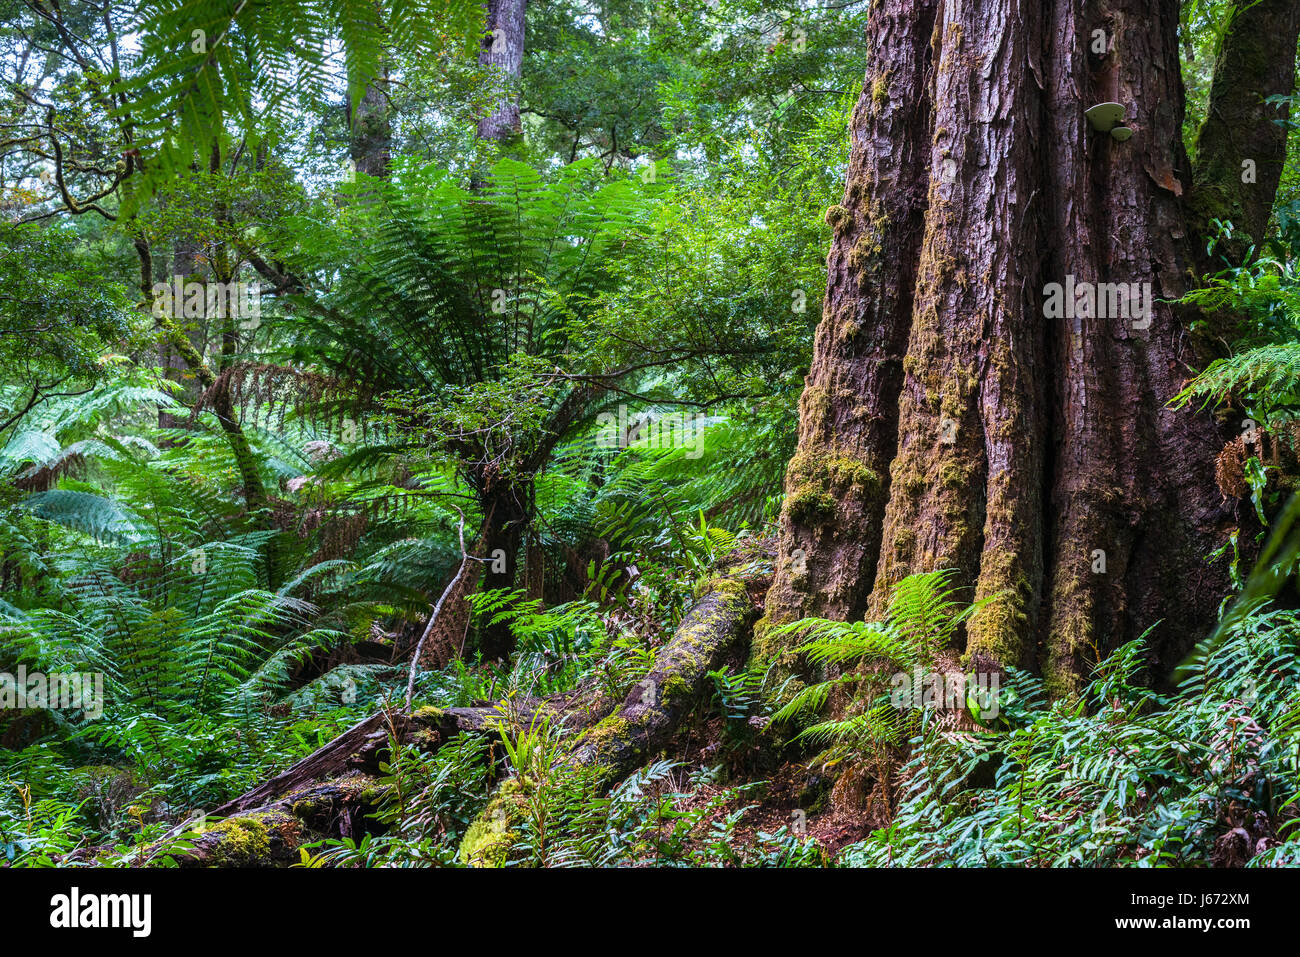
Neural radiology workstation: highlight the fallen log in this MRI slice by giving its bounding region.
[210,707,461,818]
[147,705,503,867]
[148,577,758,867]
[168,692,607,867]
[566,578,759,784]
[176,774,388,867]
[459,577,759,865]
[212,698,551,820]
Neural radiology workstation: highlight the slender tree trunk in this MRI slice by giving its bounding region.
[476,0,528,143]
[1190,0,1300,270]
[143,143,279,585]
[157,238,206,431]
[760,0,1299,696]
[461,0,531,663]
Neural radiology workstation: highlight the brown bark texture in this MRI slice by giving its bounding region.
[476,0,528,143]
[758,0,1299,696]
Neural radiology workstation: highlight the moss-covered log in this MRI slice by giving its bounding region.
[197,578,757,867]
[566,578,758,782]
[176,775,388,867]
[149,696,588,867]
[458,577,759,866]
[210,704,520,819]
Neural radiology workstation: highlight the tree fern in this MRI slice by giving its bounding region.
[109,0,484,201]
[1173,340,1300,420]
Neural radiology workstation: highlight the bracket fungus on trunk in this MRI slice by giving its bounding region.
[1084,102,1133,142]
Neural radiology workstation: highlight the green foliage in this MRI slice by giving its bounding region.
[464,591,610,698]
[843,611,1300,867]
[110,0,483,200]
[1176,228,1300,427]
[6,0,1295,873]
[0,224,135,391]
[840,500,1300,868]
[770,571,983,767]
[277,156,656,519]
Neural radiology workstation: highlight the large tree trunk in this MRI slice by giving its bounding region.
[347,73,392,180]
[760,0,1299,696]
[869,0,1046,675]
[754,0,939,668]
[476,0,528,143]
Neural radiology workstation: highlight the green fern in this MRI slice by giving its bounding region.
[109,0,483,202]
[1173,341,1300,419]
[769,570,981,767]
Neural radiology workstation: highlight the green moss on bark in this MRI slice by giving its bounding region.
[458,778,528,868]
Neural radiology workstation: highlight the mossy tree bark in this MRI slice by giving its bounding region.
[347,69,392,180]
[1035,0,1201,694]
[757,0,939,661]
[761,0,1299,695]
[869,0,1046,674]
[476,0,528,144]
[1190,0,1300,270]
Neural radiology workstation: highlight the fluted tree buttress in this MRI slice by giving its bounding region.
[756,0,1300,695]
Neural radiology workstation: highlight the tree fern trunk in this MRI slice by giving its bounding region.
[476,480,530,661]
